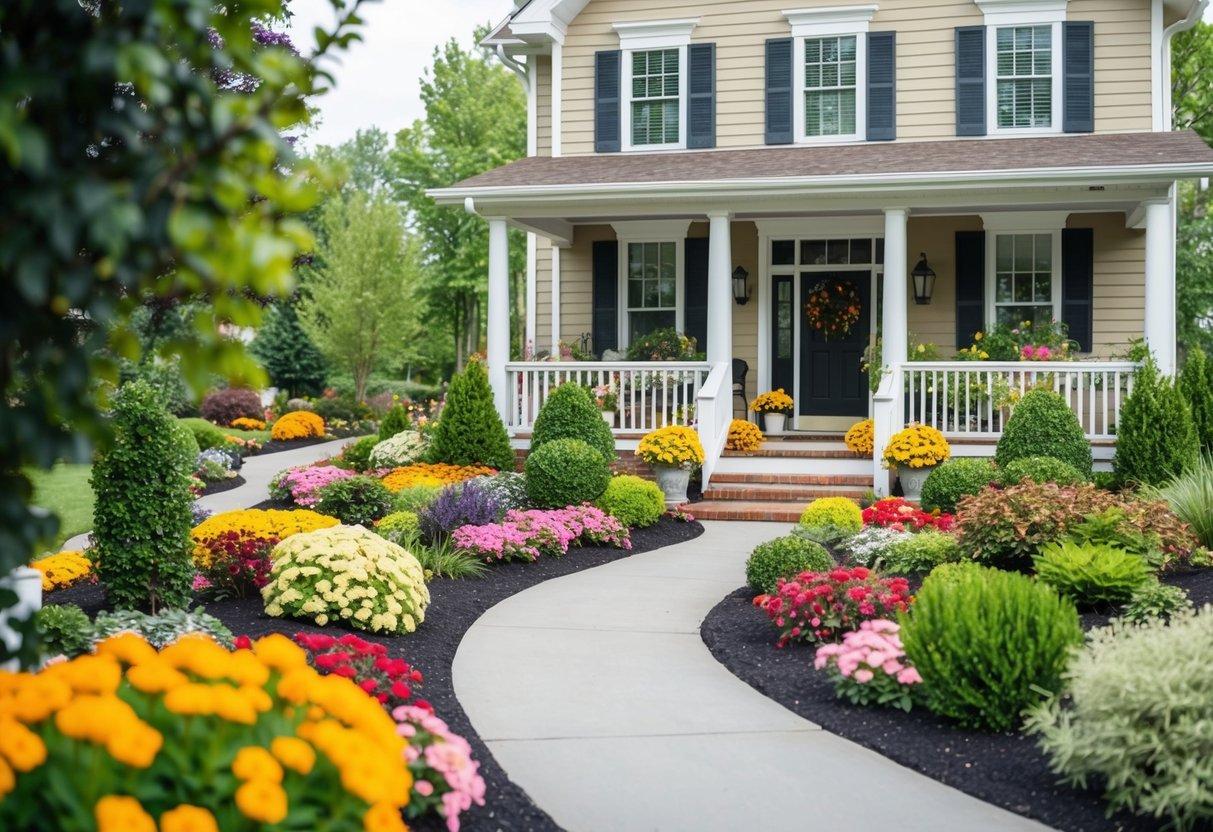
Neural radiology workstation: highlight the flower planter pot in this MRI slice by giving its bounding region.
[0,565,42,671]
[896,463,937,503]
[601,410,615,427]
[762,412,787,435]
[652,464,691,509]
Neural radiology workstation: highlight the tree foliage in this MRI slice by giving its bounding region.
[250,303,328,398]
[1173,25,1213,357]
[426,360,515,471]
[1173,21,1213,144]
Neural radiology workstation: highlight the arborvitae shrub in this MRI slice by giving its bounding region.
[524,439,610,508]
[91,380,196,612]
[1178,345,1213,456]
[198,387,264,426]
[427,360,515,471]
[530,383,616,464]
[378,403,411,442]
[594,475,665,528]
[1114,358,1198,487]
[900,566,1082,731]
[745,535,833,594]
[1000,456,1086,487]
[920,457,998,513]
[995,389,1092,478]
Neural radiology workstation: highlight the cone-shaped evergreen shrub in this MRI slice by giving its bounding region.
[378,403,411,442]
[994,389,1092,478]
[91,380,196,612]
[530,383,616,463]
[426,360,515,471]
[1114,358,1198,487]
[1178,345,1213,456]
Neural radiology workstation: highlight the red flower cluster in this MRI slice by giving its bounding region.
[293,632,426,711]
[862,497,954,532]
[756,566,912,647]
[197,530,277,598]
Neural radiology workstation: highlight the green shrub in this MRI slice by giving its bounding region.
[745,535,833,594]
[375,510,420,544]
[392,484,444,514]
[923,560,987,588]
[1024,609,1213,828]
[91,607,234,649]
[172,418,202,460]
[798,497,863,543]
[313,475,394,526]
[530,383,616,464]
[1032,540,1152,607]
[1120,577,1191,623]
[378,403,411,441]
[624,327,697,360]
[524,439,610,508]
[36,604,92,658]
[1092,471,1118,490]
[1151,454,1213,548]
[177,417,227,451]
[1000,455,1086,487]
[995,389,1092,478]
[199,387,263,426]
[900,566,1082,730]
[594,475,664,528]
[880,529,962,574]
[920,457,998,513]
[397,531,489,581]
[1114,357,1198,487]
[339,435,379,472]
[1066,507,1164,564]
[426,361,515,471]
[1179,345,1213,456]
[92,380,196,612]
[311,394,372,424]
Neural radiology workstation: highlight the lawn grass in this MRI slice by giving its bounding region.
[224,426,272,443]
[25,463,95,552]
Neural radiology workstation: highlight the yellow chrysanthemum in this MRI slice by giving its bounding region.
[232,745,284,783]
[0,717,47,771]
[250,634,309,674]
[30,551,92,592]
[271,736,316,775]
[271,411,326,441]
[844,419,875,456]
[94,632,158,667]
[363,801,409,832]
[159,804,220,832]
[381,463,494,492]
[105,724,162,769]
[0,756,14,799]
[95,795,157,832]
[234,779,289,824]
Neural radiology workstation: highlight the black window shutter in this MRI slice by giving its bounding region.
[591,240,619,356]
[765,38,794,144]
[1062,228,1094,352]
[684,237,709,351]
[687,43,716,149]
[955,26,986,136]
[595,50,621,153]
[867,31,896,141]
[1063,22,1094,133]
[955,230,986,347]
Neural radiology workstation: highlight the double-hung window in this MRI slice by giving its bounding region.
[626,242,678,341]
[992,233,1055,326]
[783,6,875,142]
[977,0,1065,134]
[614,19,697,150]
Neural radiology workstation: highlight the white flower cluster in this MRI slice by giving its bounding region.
[369,430,427,469]
[837,525,909,568]
[262,524,430,634]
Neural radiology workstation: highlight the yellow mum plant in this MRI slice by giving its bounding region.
[726,419,764,452]
[270,411,326,441]
[0,632,412,832]
[380,463,495,492]
[30,551,92,592]
[844,419,874,455]
[191,509,339,569]
[229,417,266,431]
[882,424,951,468]
[636,426,705,469]
[749,389,794,414]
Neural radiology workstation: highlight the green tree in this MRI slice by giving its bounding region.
[0,0,364,664]
[1173,21,1213,144]
[298,193,421,402]
[427,360,515,471]
[392,31,527,371]
[250,303,328,398]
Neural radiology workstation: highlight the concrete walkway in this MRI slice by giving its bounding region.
[453,520,1052,832]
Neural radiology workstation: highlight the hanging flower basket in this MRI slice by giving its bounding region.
[805,279,862,340]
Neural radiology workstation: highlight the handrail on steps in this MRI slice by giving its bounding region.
[695,362,731,490]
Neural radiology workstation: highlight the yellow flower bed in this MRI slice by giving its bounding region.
[191,509,339,568]
[229,417,266,431]
[750,389,794,414]
[844,419,874,455]
[380,463,495,492]
[30,551,92,592]
[270,411,326,441]
[882,424,951,468]
[726,419,764,452]
[636,425,704,467]
[0,633,411,831]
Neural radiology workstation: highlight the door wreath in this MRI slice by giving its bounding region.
[805,279,862,340]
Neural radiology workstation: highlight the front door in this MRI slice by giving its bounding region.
[799,270,870,426]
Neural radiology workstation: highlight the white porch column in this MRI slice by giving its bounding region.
[706,211,733,367]
[873,208,910,495]
[550,245,562,355]
[1143,196,1176,375]
[487,218,511,421]
[525,232,536,356]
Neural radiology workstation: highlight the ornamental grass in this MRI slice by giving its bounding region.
[380,463,496,492]
[30,551,92,592]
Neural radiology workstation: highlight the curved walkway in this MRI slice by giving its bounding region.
[453,520,1052,832]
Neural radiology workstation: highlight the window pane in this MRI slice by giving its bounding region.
[628,278,643,307]
[827,239,850,264]
[801,240,826,265]
[996,304,1051,329]
[995,273,1013,302]
[1013,276,1031,302]
[875,238,884,264]
[1014,235,1032,271]
[630,310,676,342]
[1033,273,1052,302]
[995,235,1013,270]
[772,240,795,265]
[631,48,679,145]
[803,36,856,137]
[995,234,1054,324]
[850,238,872,264]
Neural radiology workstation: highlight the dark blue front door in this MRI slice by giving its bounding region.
[799,271,870,418]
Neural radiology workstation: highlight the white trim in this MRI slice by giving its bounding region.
[526,60,538,158]
[983,229,1063,328]
[1151,0,1165,132]
[621,45,688,151]
[612,18,699,51]
[975,0,1067,26]
[526,232,536,354]
[611,220,692,239]
[551,44,563,157]
[616,239,686,349]
[986,22,1064,136]
[755,216,884,237]
[783,5,878,37]
[979,210,1070,231]
[550,245,562,355]
[794,32,867,143]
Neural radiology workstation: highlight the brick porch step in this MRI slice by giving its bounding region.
[722,448,863,459]
[703,482,870,501]
[710,472,871,486]
[682,500,806,523]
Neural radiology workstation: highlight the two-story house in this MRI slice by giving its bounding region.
[430,0,1213,508]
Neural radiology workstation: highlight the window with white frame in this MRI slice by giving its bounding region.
[991,233,1058,327]
[784,5,874,142]
[614,19,696,151]
[995,25,1052,129]
[626,242,678,341]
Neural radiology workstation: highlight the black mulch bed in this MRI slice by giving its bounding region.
[198,475,245,496]
[702,566,1213,832]
[47,516,704,832]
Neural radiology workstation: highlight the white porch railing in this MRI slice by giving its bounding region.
[903,360,1138,440]
[504,361,711,433]
[694,362,732,488]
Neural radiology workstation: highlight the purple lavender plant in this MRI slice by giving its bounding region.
[420,481,501,542]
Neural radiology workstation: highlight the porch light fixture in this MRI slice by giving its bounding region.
[732,266,750,305]
[911,253,936,305]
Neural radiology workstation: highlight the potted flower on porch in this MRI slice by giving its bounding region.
[881,424,951,502]
[636,425,704,508]
[750,389,794,434]
[592,382,618,426]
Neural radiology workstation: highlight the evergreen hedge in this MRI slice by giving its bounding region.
[426,360,515,472]
[994,390,1092,478]
[530,383,616,464]
[1178,345,1213,457]
[1114,358,1198,487]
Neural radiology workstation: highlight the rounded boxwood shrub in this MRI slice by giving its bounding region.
[524,438,610,508]
[177,417,226,451]
[530,383,616,464]
[1000,455,1086,487]
[313,475,394,526]
[199,387,263,426]
[920,457,998,513]
[339,435,379,471]
[900,565,1083,731]
[427,360,515,471]
[594,474,665,528]
[745,534,833,594]
[375,510,420,543]
[995,389,1092,479]
[797,497,863,542]
[1031,540,1152,608]
[263,524,430,634]
[1114,358,1199,487]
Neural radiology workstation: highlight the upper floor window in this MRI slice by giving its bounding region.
[804,36,858,137]
[977,0,1066,135]
[630,49,681,146]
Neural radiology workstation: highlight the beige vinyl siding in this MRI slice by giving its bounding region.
[557,225,615,344]
[1071,212,1145,356]
[536,55,553,157]
[557,0,1152,155]
[906,215,986,355]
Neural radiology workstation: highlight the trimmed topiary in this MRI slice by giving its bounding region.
[1000,455,1086,487]
[920,457,999,514]
[745,534,833,594]
[594,474,665,528]
[177,417,226,451]
[378,403,411,442]
[91,380,196,612]
[524,438,611,508]
[995,389,1092,478]
[530,383,616,464]
[427,360,515,471]
[313,475,394,526]
[1115,357,1199,487]
[199,387,264,427]
[1179,345,1213,456]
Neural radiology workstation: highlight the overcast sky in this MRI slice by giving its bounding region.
[287,0,508,151]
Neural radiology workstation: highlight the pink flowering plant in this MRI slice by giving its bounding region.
[451,505,630,563]
[269,463,356,506]
[293,631,424,711]
[862,497,954,532]
[756,566,912,647]
[814,619,923,712]
[395,703,487,832]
